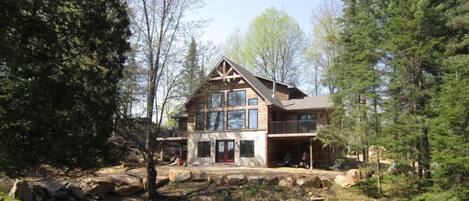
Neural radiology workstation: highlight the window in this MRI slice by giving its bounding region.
[240,140,254,157]
[197,141,211,157]
[227,90,246,107]
[209,92,224,108]
[196,102,205,109]
[195,112,205,131]
[298,113,316,133]
[248,98,258,105]
[227,110,245,129]
[207,111,224,130]
[248,109,258,129]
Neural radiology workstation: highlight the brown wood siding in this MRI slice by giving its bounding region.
[186,78,268,132]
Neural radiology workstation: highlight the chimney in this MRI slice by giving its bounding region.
[272,80,277,98]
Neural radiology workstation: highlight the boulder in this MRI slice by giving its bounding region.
[278,177,295,187]
[52,187,69,201]
[66,183,84,200]
[295,177,322,188]
[264,176,279,185]
[346,169,361,182]
[247,176,265,185]
[310,196,325,201]
[208,175,226,185]
[8,179,33,201]
[31,185,49,201]
[78,177,114,198]
[169,169,191,182]
[106,175,143,196]
[191,172,209,182]
[226,174,246,185]
[334,175,356,187]
[320,178,333,188]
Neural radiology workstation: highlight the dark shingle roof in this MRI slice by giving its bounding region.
[224,57,283,108]
[281,96,333,111]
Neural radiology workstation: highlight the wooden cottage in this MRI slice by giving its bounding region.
[161,57,336,168]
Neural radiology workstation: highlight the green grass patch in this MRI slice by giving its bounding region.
[0,192,20,201]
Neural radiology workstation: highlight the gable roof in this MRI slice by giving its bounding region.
[182,57,283,109]
[182,56,332,111]
[281,96,333,111]
[253,75,308,97]
[223,57,283,108]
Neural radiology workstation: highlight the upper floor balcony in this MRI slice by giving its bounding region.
[268,120,317,137]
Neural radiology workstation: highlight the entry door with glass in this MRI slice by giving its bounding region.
[216,140,235,163]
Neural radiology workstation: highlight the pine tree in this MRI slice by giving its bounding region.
[380,0,447,180]
[180,37,205,99]
[429,0,469,199]
[319,0,382,168]
[0,0,130,172]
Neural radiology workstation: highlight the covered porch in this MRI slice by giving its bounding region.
[267,136,336,169]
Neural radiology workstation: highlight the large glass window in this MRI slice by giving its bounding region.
[240,140,254,157]
[227,90,246,107]
[207,111,224,131]
[195,112,204,131]
[209,92,224,108]
[248,109,258,129]
[248,98,258,105]
[197,141,211,157]
[227,110,245,129]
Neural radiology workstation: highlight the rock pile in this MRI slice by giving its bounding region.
[333,168,367,187]
[167,168,334,190]
[7,174,144,201]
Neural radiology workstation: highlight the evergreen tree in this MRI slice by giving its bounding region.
[0,0,130,172]
[429,0,469,199]
[319,0,382,168]
[380,0,446,180]
[180,37,205,99]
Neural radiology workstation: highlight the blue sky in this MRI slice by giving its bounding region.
[189,0,323,45]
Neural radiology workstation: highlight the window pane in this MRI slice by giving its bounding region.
[209,92,223,108]
[248,109,258,129]
[207,111,224,130]
[228,91,246,106]
[298,114,316,132]
[197,141,210,157]
[248,98,258,105]
[228,110,245,129]
[240,140,254,157]
[195,112,204,131]
[196,102,204,109]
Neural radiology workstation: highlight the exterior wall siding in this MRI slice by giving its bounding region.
[187,130,267,167]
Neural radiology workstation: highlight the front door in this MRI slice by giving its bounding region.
[216,140,235,163]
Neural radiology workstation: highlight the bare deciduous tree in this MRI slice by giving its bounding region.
[127,0,201,199]
[305,0,341,95]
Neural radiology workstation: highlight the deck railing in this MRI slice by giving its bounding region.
[159,129,187,138]
[269,120,317,134]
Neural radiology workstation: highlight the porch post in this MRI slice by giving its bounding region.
[309,138,314,170]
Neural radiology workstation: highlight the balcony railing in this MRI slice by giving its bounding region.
[159,129,187,138]
[269,120,317,134]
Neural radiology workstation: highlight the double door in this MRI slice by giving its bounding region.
[216,140,235,163]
